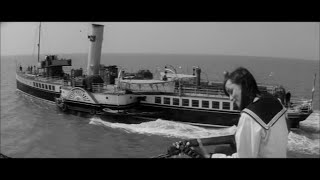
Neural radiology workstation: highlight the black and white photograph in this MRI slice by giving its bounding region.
[1,22,319,158]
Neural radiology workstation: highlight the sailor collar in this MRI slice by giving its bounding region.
[242,96,287,130]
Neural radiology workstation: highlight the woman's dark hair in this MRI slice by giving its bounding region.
[223,67,260,110]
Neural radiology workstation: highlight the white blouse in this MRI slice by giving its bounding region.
[211,98,289,158]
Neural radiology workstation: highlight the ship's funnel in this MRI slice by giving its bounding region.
[196,67,201,86]
[87,24,104,76]
[193,66,201,86]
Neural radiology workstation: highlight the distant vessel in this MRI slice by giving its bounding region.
[285,74,316,128]
[287,101,313,128]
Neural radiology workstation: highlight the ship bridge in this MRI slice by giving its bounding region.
[39,55,72,78]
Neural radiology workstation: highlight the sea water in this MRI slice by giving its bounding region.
[1,53,319,158]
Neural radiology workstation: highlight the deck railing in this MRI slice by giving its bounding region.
[176,86,226,96]
[92,83,106,93]
[290,98,312,106]
[17,70,67,84]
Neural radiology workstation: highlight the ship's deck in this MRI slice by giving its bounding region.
[120,79,169,84]
[133,91,229,100]
[61,85,130,95]
[16,70,66,85]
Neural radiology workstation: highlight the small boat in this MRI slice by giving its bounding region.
[285,74,316,128]
[286,99,313,128]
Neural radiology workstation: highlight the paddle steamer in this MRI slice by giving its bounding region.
[16,23,140,115]
[15,23,314,128]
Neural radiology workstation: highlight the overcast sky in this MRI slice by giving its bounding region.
[1,22,319,60]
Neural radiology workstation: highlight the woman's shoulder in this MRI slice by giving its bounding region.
[242,94,286,129]
[247,94,282,110]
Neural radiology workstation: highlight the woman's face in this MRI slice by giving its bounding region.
[225,79,242,109]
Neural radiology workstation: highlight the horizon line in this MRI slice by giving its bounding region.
[1,52,319,61]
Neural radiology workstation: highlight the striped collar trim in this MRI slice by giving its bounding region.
[242,108,287,130]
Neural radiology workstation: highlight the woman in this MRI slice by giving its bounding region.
[170,67,289,158]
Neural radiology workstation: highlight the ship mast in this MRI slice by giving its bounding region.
[37,22,41,62]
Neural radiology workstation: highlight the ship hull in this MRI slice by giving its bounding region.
[287,112,312,128]
[62,99,139,114]
[16,79,60,102]
[16,72,311,129]
[137,104,240,127]
[137,103,311,128]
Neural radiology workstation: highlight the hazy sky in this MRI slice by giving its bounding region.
[1,22,319,60]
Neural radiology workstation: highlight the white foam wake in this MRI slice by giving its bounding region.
[288,131,320,155]
[299,111,320,133]
[89,117,319,155]
[89,117,236,139]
